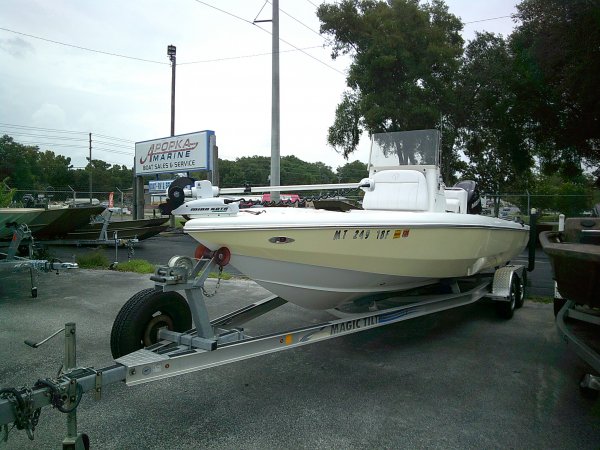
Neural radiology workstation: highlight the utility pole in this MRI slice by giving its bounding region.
[270,0,280,202]
[256,2,280,202]
[89,133,92,204]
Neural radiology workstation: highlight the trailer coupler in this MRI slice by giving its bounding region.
[0,323,125,449]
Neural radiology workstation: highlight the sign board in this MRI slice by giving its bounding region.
[148,180,174,194]
[135,130,214,176]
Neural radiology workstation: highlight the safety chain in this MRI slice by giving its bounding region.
[0,387,41,441]
[201,265,223,298]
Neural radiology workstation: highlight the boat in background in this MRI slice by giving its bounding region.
[540,215,600,398]
[539,217,600,308]
[0,206,107,241]
[60,209,169,242]
[174,130,529,310]
[29,206,107,240]
[0,208,46,239]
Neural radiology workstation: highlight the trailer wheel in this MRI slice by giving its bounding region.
[515,272,525,309]
[496,276,519,319]
[110,288,192,359]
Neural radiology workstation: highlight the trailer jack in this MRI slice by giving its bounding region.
[0,323,93,449]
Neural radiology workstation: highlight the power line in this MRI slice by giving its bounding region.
[464,15,512,25]
[0,131,89,142]
[0,123,134,143]
[0,25,328,68]
[191,0,343,75]
[254,0,269,23]
[268,0,324,39]
[190,0,254,25]
[91,139,134,149]
[0,122,87,135]
[0,27,168,65]
[11,139,132,156]
[258,27,343,74]
[92,133,134,143]
[178,45,323,65]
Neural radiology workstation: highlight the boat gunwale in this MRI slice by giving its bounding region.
[539,230,600,262]
[185,223,529,233]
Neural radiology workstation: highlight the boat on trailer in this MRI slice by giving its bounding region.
[0,130,535,449]
[175,130,529,310]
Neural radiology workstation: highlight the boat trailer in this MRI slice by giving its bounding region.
[35,210,139,259]
[0,249,526,449]
[555,296,600,398]
[0,224,78,297]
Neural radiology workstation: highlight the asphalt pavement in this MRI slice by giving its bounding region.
[0,233,598,449]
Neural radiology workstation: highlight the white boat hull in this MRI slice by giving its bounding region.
[185,209,529,309]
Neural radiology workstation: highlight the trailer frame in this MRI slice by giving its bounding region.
[0,251,525,448]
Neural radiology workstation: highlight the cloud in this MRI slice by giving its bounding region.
[32,103,67,129]
[0,37,34,58]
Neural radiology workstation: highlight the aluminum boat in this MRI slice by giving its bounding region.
[539,217,600,308]
[170,130,529,310]
[0,208,45,239]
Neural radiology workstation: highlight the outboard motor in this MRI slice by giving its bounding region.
[454,180,482,214]
[158,177,195,215]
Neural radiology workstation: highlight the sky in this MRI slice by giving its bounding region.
[0,0,520,173]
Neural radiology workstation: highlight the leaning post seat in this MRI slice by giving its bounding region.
[361,170,429,211]
[444,188,468,213]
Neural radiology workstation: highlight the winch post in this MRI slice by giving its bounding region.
[185,288,214,339]
[62,323,86,450]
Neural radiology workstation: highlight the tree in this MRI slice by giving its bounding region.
[456,32,533,211]
[35,150,73,188]
[336,160,368,182]
[531,174,593,216]
[0,177,15,207]
[0,135,39,189]
[317,0,464,178]
[510,0,600,175]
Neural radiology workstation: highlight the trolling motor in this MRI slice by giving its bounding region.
[158,177,196,216]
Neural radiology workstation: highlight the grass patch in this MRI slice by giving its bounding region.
[209,271,233,280]
[113,259,155,274]
[76,250,110,269]
[527,295,553,304]
[110,261,234,279]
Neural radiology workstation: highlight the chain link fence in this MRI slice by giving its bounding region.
[482,193,596,220]
[9,187,134,214]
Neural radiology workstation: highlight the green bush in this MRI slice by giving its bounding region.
[76,250,110,269]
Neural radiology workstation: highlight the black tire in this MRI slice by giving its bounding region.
[515,272,525,309]
[110,288,192,359]
[553,297,567,317]
[496,276,518,319]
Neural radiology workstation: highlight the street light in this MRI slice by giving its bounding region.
[167,45,176,137]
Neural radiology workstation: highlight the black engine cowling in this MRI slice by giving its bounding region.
[454,180,482,215]
[158,177,195,215]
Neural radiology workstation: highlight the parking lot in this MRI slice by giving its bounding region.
[0,235,598,449]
